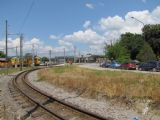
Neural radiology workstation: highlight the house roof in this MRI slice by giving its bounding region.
[0,58,7,61]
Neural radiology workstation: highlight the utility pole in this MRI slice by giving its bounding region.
[64,48,65,64]
[79,51,80,63]
[110,39,113,47]
[74,46,76,63]
[49,50,51,65]
[15,46,18,68]
[5,20,8,74]
[16,46,18,58]
[32,44,35,67]
[5,20,8,60]
[36,44,39,56]
[20,34,23,71]
[55,54,57,64]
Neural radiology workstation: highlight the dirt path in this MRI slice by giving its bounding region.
[0,74,29,120]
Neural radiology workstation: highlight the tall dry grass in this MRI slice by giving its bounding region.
[38,66,160,102]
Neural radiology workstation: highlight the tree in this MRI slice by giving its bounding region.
[119,32,144,60]
[142,24,160,58]
[106,42,130,63]
[41,57,49,63]
[137,42,156,62]
[0,51,6,58]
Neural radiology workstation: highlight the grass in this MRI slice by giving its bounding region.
[38,65,160,102]
[0,67,31,75]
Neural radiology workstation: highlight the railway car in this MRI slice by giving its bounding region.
[0,58,11,68]
[26,57,32,66]
[11,56,41,67]
[10,57,20,67]
[23,56,41,66]
[0,58,7,68]
[34,56,41,66]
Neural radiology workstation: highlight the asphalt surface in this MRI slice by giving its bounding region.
[78,63,160,75]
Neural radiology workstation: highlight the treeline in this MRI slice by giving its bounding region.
[0,51,5,58]
[105,24,160,63]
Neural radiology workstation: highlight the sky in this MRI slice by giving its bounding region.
[0,0,160,57]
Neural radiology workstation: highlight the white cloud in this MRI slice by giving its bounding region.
[152,6,160,22]
[63,29,105,44]
[99,5,160,35]
[23,38,67,56]
[0,38,21,56]
[2,6,160,56]
[99,16,125,30]
[59,40,73,49]
[85,3,94,9]
[55,6,160,55]
[0,37,67,57]
[104,31,121,42]
[58,29,106,54]
[49,35,60,40]
[126,10,156,25]
[83,20,91,28]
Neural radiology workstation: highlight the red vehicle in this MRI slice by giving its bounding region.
[120,62,136,70]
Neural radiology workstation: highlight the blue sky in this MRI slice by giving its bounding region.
[0,0,160,57]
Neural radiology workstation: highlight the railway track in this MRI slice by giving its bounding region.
[11,68,112,120]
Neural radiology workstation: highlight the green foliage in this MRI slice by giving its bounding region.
[41,56,49,62]
[119,32,144,59]
[137,42,156,62]
[0,51,6,58]
[143,24,160,57]
[104,26,160,62]
[106,42,130,63]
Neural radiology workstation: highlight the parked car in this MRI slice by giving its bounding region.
[100,61,111,68]
[138,61,160,72]
[120,62,136,70]
[109,61,121,69]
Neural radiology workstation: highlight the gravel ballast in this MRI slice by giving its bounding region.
[28,70,160,120]
[0,74,29,120]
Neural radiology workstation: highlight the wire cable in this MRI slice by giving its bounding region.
[19,0,35,33]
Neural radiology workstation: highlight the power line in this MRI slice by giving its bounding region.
[19,0,35,32]
[0,20,5,39]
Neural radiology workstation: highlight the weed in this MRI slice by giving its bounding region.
[38,66,160,102]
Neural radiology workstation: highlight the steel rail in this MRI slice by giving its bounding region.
[24,69,111,120]
[13,70,67,120]
[14,68,112,120]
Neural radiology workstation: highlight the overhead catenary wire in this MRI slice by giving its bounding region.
[0,21,5,40]
[19,0,35,33]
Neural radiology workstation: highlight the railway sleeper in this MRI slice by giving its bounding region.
[30,109,45,118]
[20,105,39,120]
[9,88,20,94]
[14,97,23,102]
[26,105,39,114]
[49,105,80,119]
[42,98,55,105]
[17,100,28,105]
[21,103,34,109]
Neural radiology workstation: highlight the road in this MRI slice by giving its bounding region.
[78,63,160,75]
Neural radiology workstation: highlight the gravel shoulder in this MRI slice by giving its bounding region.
[0,73,28,120]
[28,69,160,120]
